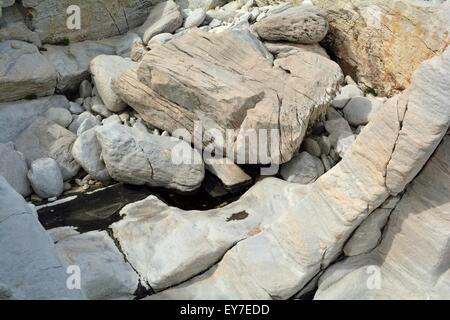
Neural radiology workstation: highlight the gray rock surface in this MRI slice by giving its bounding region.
[15,117,80,180]
[280,151,325,184]
[72,128,110,181]
[54,229,142,300]
[0,176,82,299]
[0,142,31,197]
[0,95,70,143]
[89,55,137,112]
[0,40,56,102]
[44,107,73,128]
[27,158,64,199]
[253,5,329,43]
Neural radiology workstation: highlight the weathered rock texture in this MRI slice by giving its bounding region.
[315,136,450,299]
[113,29,343,163]
[146,47,449,299]
[96,123,205,192]
[20,0,156,44]
[15,117,80,180]
[54,229,142,300]
[253,5,329,43]
[0,95,70,143]
[316,0,450,95]
[0,40,56,102]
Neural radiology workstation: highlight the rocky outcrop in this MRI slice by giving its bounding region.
[53,229,142,300]
[147,46,449,299]
[113,29,343,163]
[0,95,70,143]
[96,123,205,192]
[0,176,81,299]
[316,0,450,96]
[15,117,80,180]
[315,136,450,299]
[0,40,56,102]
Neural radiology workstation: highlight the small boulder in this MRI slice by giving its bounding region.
[44,107,73,128]
[27,158,64,199]
[331,84,363,109]
[184,8,207,28]
[343,97,383,126]
[0,142,31,197]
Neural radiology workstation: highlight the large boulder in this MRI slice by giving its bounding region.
[89,55,138,112]
[316,0,450,95]
[147,47,449,299]
[137,0,184,44]
[0,21,41,47]
[0,176,82,299]
[0,40,56,102]
[0,142,31,197]
[315,136,450,299]
[20,0,155,44]
[15,117,80,180]
[253,4,329,43]
[112,29,343,164]
[0,95,70,143]
[95,123,205,192]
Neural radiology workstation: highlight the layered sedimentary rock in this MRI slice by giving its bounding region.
[146,47,449,299]
[113,29,343,163]
[20,0,156,44]
[315,136,450,299]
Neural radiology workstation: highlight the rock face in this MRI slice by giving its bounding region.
[0,22,41,47]
[146,47,449,299]
[96,123,205,192]
[253,5,329,43]
[0,176,81,299]
[15,117,80,180]
[19,0,155,44]
[43,40,116,92]
[72,128,110,182]
[89,55,137,112]
[0,95,70,143]
[0,142,31,197]
[316,136,450,299]
[54,229,142,300]
[316,0,450,95]
[113,29,343,164]
[138,0,184,44]
[0,40,56,102]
